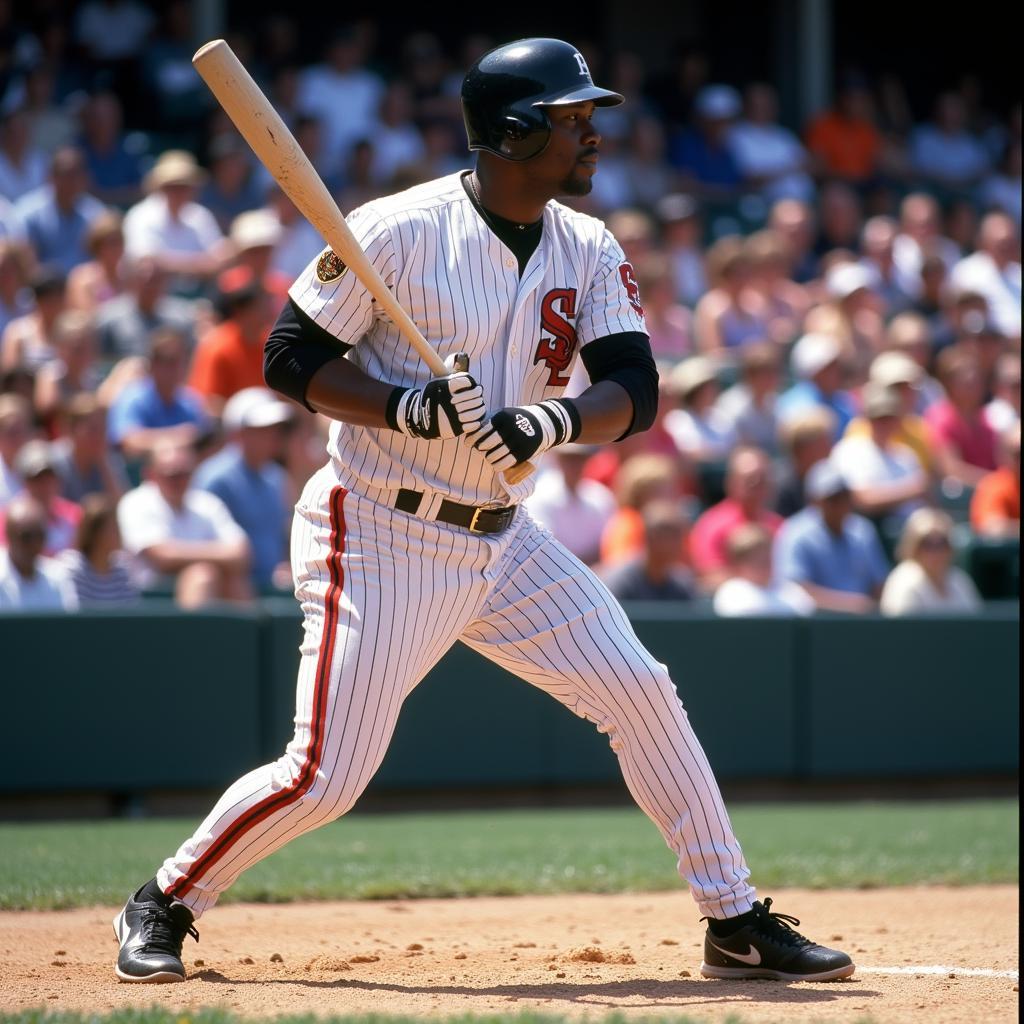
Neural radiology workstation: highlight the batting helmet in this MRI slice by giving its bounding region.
[461,38,624,162]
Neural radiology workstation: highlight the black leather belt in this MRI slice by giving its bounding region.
[394,488,517,534]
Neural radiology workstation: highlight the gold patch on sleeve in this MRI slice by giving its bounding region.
[316,249,347,283]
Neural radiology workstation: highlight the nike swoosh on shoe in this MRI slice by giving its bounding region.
[708,939,762,965]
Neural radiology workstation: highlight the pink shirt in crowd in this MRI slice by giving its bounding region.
[924,400,997,471]
[689,498,783,575]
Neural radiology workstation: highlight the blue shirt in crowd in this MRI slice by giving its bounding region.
[774,506,889,596]
[668,130,742,187]
[193,445,289,589]
[777,382,859,439]
[14,186,107,274]
[107,379,208,446]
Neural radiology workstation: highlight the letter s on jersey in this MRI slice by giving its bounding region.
[619,262,645,317]
[534,288,578,387]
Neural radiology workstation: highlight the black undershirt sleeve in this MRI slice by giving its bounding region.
[263,298,351,410]
[579,331,660,439]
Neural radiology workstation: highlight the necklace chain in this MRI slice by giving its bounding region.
[468,172,531,230]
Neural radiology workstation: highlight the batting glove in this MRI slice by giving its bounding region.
[386,355,487,440]
[469,399,581,471]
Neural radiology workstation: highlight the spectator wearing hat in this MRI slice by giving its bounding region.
[123,150,229,296]
[78,91,144,209]
[219,209,291,307]
[804,75,882,185]
[773,459,889,614]
[0,493,78,611]
[200,135,265,235]
[970,422,1020,538]
[729,83,814,203]
[604,499,696,602]
[525,444,617,567]
[768,198,818,285]
[0,106,48,203]
[664,356,736,464]
[0,267,67,374]
[774,407,837,517]
[985,352,1020,434]
[777,332,857,438]
[669,84,744,199]
[117,440,251,607]
[0,393,33,508]
[858,216,916,317]
[831,382,929,525]
[66,209,127,313]
[949,212,1021,343]
[631,252,693,361]
[926,345,998,486]
[689,446,782,588]
[193,388,293,590]
[693,236,770,355]
[57,493,140,606]
[880,508,981,616]
[49,393,128,503]
[655,193,707,308]
[714,341,782,455]
[884,313,945,411]
[892,193,961,302]
[0,440,82,555]
[742,230,810,347]
[107,327,209,460]
[713,523,813,617]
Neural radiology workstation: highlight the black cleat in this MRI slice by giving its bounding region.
[112,885,199,983]
[700,897,855,982]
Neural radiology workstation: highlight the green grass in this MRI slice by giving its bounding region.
[0,800,1016,911]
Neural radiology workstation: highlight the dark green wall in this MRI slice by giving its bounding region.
[0,604,1017,794]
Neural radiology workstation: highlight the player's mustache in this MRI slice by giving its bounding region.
[577,147,600,161]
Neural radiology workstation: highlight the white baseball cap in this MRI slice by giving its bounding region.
[222,387,293,431]
[790,333,842,380]
[230,210,283,252]
[869,351,922,388]
[825,262,874,301]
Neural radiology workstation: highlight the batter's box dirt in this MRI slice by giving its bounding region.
[1,886,1017,1023]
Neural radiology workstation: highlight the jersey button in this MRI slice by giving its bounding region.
[505,257,515,269]
[510,344,518,354]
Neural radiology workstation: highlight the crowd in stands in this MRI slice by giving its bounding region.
[0,4,1020,618]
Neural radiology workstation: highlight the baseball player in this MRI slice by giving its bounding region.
[113,39,854,985]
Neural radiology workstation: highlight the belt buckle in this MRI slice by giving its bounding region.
[468,507,486,534]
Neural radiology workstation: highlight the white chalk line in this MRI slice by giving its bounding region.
[858,965,1018,980]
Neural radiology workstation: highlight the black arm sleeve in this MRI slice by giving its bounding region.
[579,331,660,438]
[263,299,352,411]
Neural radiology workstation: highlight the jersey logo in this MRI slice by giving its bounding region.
[316,248,347,283]
[574,52,591,78]
[515,414,535,436]
[534,288,578,387]
[618,262,645,317]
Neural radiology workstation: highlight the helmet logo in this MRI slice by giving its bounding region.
[573,52,591,78]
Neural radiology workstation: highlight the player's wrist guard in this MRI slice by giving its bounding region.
[469,398,581,471]
[386,371,487,440]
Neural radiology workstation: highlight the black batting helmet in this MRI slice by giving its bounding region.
[461,38,624,162]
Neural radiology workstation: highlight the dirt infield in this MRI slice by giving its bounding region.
[2,886,1017,1022]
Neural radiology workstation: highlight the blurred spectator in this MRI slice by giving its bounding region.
[12,146,106,275]
[970,422,1020,538]
[66,209,126,312]
[805,76,881,185]
[664,356,735,463]
[884,313,945,410]
[401,30,452,124]
[713,523,813,617]
[74,0,153,64]
[189,278,272,414]
[605,208,656,266]
[949,212,1021,342]
[913,249,954,344]
[34,310,103,425]
[926,344,998,486]
[264,186,324,281]
[956,311,1008,396]
[985,352,1021,433]
[96,257,198,360]
[0,392,32,507]
[744,229,809,346]
[945,198,980,256]
[768,198,818,284]
[859,216,915,315]
[0,106,48,201]
[117,440,251,608]
[645,43,709,130]
[599,452,681,568]
[654,193,707,307]
[525,444,616,567]
[49,392,128,503]
[78,91,143,208]
[0,238,33,335]
[23,62,77,154]
[199,134,264,234]
[910,92,990,190]
[0,493,77,611]
[107,326,209,459]
[142,0,212,134]
[893,193,961,301]
[633,252,693,361]
[689,446,782,587]
[813,181,863,260]
[296,28,385,177]
[193,388,293,590]
[620,116,674,209]
[777,332,857,438]
[219,210,291,307]
[880,508,981,615]
[832,382,929,524]
[729,83,813,202]
[0,266,66,373]
[670,85,743,199]
[773,459,888,613]
[774,407,837,517]
[371,81,426,185]
[123,150,228,296]
[693,236,768,354]
[588,135,634,213]
[980,141,1022,227]
[335,138,379,213]
[1,440,82,554]
[714,341,781,454]
[0,193,21,240]
[603,499,695,601]
[57,493,140,606]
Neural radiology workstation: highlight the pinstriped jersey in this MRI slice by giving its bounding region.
[288,171,648,505]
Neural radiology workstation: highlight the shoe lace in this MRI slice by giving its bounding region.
[139,904,199,955]
[754,897,812,948]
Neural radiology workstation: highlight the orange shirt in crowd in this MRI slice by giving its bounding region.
[599,506,691,568]
[970,467,1020,532]
[805,113,881,181]
[189,321,267,405]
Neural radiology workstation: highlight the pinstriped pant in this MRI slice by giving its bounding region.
[157,466,755,919]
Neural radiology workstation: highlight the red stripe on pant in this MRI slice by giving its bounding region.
[168,486,348,899]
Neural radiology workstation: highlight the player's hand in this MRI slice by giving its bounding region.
[391,357,487,440]
[468,399,580,471]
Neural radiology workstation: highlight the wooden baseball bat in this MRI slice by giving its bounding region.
[191,39,533,486]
